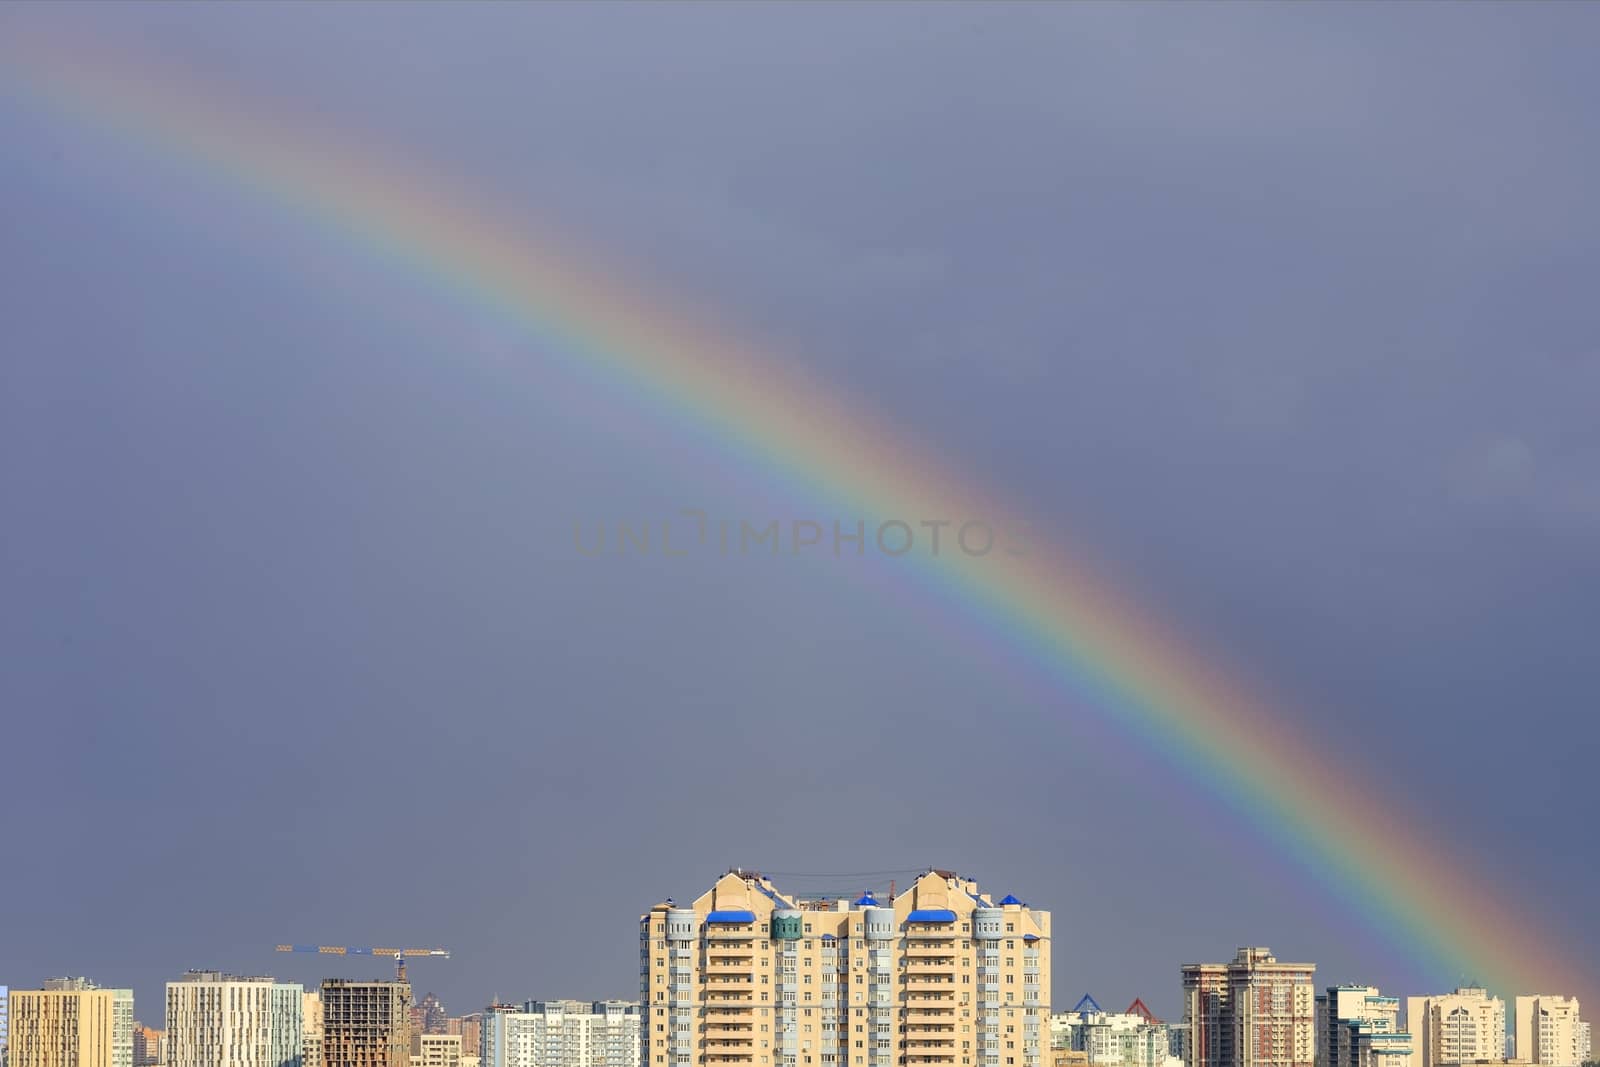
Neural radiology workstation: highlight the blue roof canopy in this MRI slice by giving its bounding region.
[906,908,957,923]
[706,910,757,923]
[998,894,1023,906]
[855,893,879,906]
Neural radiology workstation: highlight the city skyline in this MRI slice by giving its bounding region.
[1,931,1587,1067]
[0,868,1587,1042]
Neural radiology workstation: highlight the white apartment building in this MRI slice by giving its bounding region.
[1404,990,1505,1067]
[165,972,303,1067]
[480,1002,640,1067]
[1052,1001,1179,1067]
[1514,998,1589,1067]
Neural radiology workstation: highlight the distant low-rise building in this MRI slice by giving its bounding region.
[132,1024,164,1067]
[481,1002,640,1067]
[1052,999,1180,1067]
[414,1035,462,1067]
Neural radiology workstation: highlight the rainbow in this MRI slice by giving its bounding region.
[2,33,1587,1006]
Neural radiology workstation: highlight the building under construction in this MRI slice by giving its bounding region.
[322,980,413,1067]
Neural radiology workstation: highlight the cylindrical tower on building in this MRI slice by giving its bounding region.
[772,909,803,941]
[665,908,698,941]
[973,908,1004,940]
[863,907,896,940]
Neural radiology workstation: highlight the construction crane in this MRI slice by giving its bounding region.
[275,944,450,983]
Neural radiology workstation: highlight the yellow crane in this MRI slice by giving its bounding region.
[275,944,450,983]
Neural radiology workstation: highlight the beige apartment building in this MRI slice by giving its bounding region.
[7,983,134,1067]
[414,1035,463,1067]
[1182,948,1316,1067]
[305,994,325,1067]
[1514,998,1589,1067]
[322,981,412,1067]
[639,868,1052,1067]
[1404,990,1505,1067]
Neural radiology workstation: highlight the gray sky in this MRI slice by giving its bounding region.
[1,1,1596,1023]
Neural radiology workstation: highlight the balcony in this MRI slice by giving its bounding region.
[703,1001,754,1013]
[905,977,955,992]
[704,971,755,983]
[905,942,957,959]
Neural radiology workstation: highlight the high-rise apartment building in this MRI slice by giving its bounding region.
[639,868,1052,1067]
[1514,998,1588,1067]
[1181,948,1316,1067]
[165,971,302,1067]
[132,1025,165,1067]
[1404,990,1506,1067]
[480,1002,640,1067]
[305,995,324,1067]
[7,982,134,1067]
[322,981,412,1067]
[1315,988,1409,1067]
